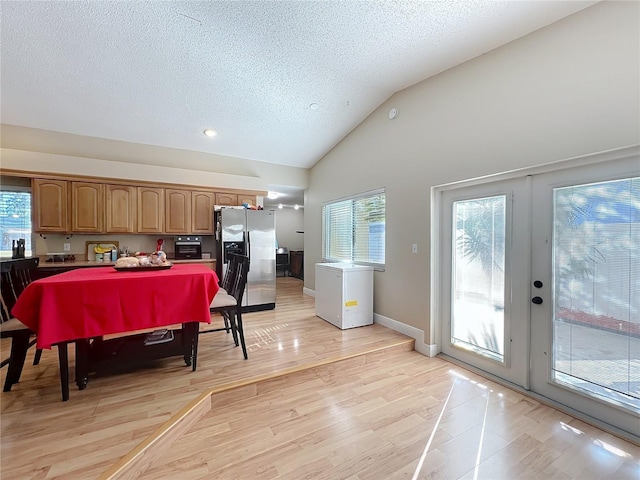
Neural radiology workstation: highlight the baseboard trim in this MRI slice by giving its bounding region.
[304,290,436,357]
[373,313,436,357]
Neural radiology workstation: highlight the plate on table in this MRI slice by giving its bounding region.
[114,263,173,272]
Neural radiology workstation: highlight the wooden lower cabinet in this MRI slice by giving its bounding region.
[289,250,304,279]
[190,260,215,271]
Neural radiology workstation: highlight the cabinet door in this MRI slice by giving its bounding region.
[192,191,214,233]
[165,189,191,233]
[215,192,237,206]
[290,251,304,279]
[137,187,164,233]
[106,185,137,233]
[238,194,256,207]
[71,182,104,233]
[32,179,69,232]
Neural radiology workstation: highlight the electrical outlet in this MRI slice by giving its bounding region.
[63,242,71,251]
[412,243,418,254]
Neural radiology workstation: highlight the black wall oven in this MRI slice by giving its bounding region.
[174,236,202,259]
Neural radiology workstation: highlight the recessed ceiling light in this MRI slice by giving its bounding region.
[267,191,280,200]
[203,128,218,137]
[309,103,319,110]
[294,204,299,210]
[278,204,283,209]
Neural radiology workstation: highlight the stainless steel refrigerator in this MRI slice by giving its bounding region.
[215,207,276,311]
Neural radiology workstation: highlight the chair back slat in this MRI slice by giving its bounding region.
[221,253,240,291]
[0,291,12,324]
[228,255,250,304]
[0,258,39,322]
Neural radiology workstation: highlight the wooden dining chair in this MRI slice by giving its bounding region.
[216,253,240,333]
[202,254,250,359]
[0,257,41,391]
[219,253,240,295]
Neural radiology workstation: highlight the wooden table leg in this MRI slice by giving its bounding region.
[57,343,69,401]
[182,322,199,371]
[75,339,89,390]
[191,322,199,372]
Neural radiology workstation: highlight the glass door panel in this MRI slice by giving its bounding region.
[530,155,640,439]
[440,178,530,388]
[452,195,506,362]
[552,178,640,410]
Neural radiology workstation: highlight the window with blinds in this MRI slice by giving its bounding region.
[0,189,32,257]
[322,188,385,267]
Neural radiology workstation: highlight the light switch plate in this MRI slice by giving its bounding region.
[63,243,71,251]
[412,243,418,254]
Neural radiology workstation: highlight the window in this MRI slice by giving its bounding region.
[0,188,32,257]
[322,188,385,267]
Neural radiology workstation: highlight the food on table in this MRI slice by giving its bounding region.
[137,255,151,266]
[149,251,168,265]
[115,257,140,268]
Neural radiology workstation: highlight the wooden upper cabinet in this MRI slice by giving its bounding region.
[165,189,191,234]
[71,182,104,233]
[214,192,237,206]
[238,194,257,207]
[137,187,164,233]
[32,179,69,232]
[106,185,137,233]
[31,173,261,235]
[191,191,214,234]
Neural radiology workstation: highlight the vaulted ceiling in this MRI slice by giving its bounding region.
[1,0,596,177]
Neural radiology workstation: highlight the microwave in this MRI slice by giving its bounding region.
[174,236,202,259]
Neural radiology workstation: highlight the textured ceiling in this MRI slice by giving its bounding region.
[1,1,595,172]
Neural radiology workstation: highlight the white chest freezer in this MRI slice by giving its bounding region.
[315,263,373,329]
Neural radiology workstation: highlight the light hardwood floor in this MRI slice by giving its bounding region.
[2,277,639,479]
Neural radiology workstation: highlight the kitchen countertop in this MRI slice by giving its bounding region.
[37,257,215,268]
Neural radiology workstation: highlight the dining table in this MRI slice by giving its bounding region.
[11,263,219,400]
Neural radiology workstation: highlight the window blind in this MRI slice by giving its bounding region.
[322,188,385,267]
[0,190,32,256]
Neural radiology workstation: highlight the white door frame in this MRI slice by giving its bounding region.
[431,145,640,433]
[438,177,531,388]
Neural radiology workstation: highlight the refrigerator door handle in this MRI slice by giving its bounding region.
[246,230,250,271]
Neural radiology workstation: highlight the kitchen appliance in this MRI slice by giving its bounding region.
[215,207,276,311]
[315,263,373,329]
[11,239,26,259]
[174,236,202,259]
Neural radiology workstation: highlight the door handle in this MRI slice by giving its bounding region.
[531,296,543,305]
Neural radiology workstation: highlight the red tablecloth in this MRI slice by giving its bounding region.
[12,264,219,349]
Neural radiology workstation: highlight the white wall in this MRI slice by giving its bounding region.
[273,207,304,251]
[305,1,640,344]
[1,133,310,257]
[1,124,310,190]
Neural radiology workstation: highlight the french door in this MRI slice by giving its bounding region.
[440,177,531,388]
[439,150,639,438]
[530,157,639,434]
